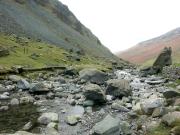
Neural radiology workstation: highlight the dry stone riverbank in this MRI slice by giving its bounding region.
[0,68,179,135]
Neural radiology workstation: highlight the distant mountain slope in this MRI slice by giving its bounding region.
[0,0,116,59]
[117,28,180,65]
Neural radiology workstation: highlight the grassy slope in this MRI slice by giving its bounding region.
[0,34,112,71]
[0,0,115,59]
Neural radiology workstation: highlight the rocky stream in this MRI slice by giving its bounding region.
[0,68,180,135]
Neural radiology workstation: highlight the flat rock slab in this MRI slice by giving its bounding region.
[93,114,120,135]
[145,80,165,85]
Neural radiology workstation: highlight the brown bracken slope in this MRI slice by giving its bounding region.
[117,28,180,65]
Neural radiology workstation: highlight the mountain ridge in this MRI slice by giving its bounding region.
[117,27,180,65]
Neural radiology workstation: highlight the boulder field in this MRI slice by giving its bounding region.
[0,68,180,135]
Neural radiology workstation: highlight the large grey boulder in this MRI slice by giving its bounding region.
[106,79,132,98]
[163,89,180,99]
[111,102,130,112]
[83,84,106,104]
[79,68,107,84]
[30,83,50,93]
[162,111,180,126]
[140,98,165,115]
[38,112,58,125]
[92,114,120,135]
[17,79,30,90]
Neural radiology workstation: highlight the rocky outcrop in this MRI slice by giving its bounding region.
[153,47,172,69]
[141,47,172,75]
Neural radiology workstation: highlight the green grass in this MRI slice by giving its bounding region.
[147,119,180,135]
[147,123,171,135]
[166,79,180,88]
[0,34,112,71]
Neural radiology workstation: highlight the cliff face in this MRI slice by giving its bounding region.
[0,0,115,59]
[117,28,180,65]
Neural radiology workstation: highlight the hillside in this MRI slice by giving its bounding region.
[0,0,116,59]
[117,28,180,66]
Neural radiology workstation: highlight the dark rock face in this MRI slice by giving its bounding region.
[153,47,172,69]
[0,47,9,57]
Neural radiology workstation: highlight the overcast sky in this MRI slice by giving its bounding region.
[60,0,180,53]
